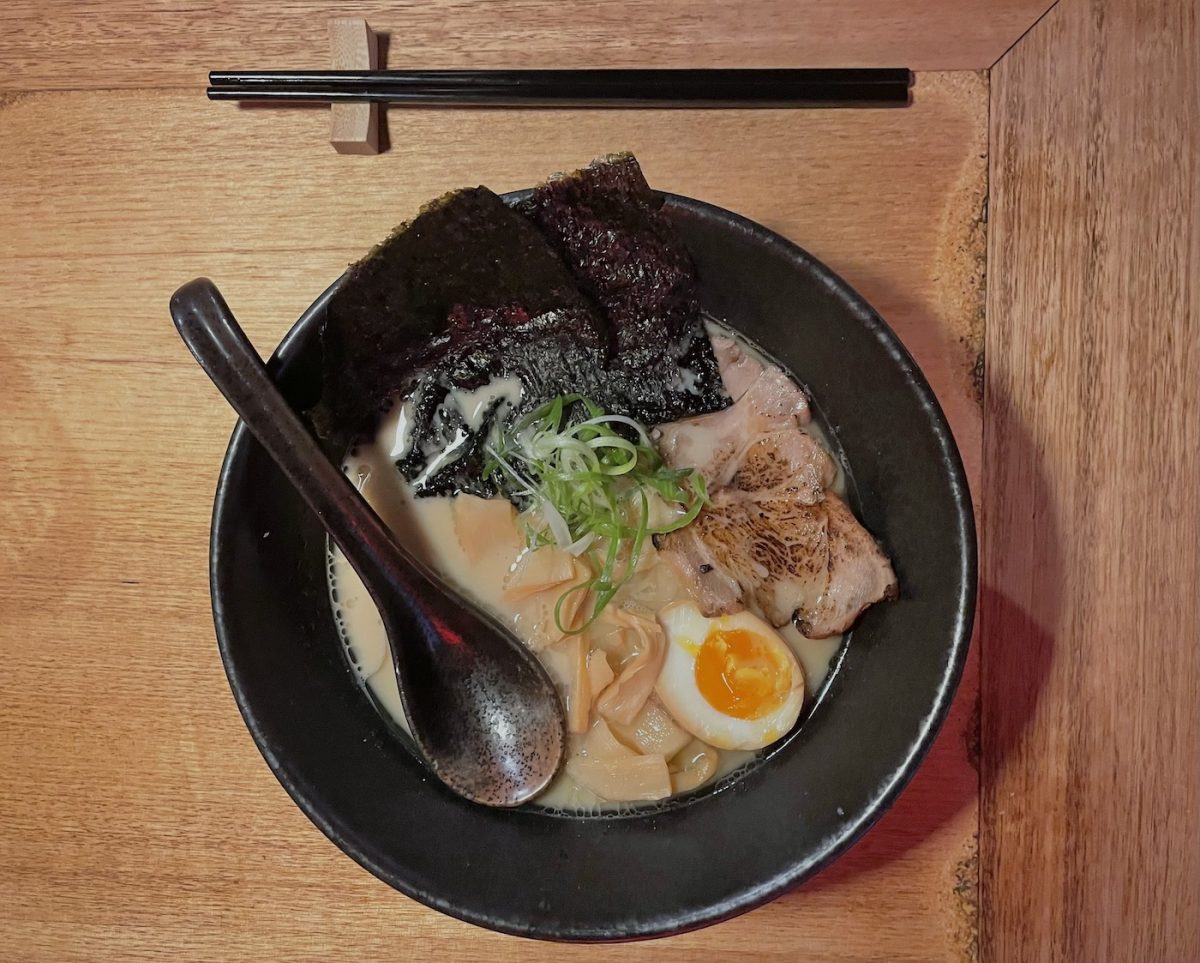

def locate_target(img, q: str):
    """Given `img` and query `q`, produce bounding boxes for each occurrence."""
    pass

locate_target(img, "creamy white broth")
[327,450,764,812]
[328,340,847,812]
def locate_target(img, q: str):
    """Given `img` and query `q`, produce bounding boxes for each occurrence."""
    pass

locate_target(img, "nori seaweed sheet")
[313,187,606,449]
[392,302,615,497]
[312,156,731,496]
[519,152,728,424]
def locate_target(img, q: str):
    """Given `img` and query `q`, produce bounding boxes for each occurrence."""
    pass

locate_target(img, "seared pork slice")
[712,335,812,424]
[741,364,812,425]
[656,332,897,637]
[660,491,828,625]
[654,403,754,489]
[712,335,763,400]
[729,429,837,505]
[659,491,897,638]
[805,495,899,637]
[652,523,744,616]
[652,398,744,487]
[654,349,816,488]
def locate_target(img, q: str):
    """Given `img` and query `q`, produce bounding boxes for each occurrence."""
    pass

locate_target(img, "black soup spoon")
[171,278,566,807]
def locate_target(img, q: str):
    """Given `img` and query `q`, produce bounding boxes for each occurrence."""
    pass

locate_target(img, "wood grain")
[0,74,985,960]
[0,0,1051,90]
[982,0,1200,958]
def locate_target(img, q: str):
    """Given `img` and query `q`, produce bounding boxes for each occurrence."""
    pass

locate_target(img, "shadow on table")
[795,354,1059,895]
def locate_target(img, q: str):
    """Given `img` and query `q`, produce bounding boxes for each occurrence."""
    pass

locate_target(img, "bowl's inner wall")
[211,196,973,940]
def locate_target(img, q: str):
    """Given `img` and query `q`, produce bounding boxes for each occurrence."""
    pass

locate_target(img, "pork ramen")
[316,154,898,810]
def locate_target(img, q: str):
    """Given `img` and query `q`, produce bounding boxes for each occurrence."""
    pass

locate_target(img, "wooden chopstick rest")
[329,18,379,154]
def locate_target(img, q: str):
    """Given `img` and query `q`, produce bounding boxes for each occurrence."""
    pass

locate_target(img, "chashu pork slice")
[659,489,897,639]
[655,337,896,638]
[728,429,837,506]
[654,340,817,489]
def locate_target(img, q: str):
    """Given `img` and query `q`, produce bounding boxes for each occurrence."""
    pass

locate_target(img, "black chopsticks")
[207,68,912,108]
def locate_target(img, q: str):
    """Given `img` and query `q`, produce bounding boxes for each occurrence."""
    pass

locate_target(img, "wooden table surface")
[1,1,1196,960]
[0,71,986,961]
[982,0,1200,958]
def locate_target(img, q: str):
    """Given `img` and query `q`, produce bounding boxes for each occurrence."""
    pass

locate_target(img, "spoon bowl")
[170,278,566,807]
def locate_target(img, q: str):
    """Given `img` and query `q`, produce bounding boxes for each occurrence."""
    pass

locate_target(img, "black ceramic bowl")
[209,192,975,940]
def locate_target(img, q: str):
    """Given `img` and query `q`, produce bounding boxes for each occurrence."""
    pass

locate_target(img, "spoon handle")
[169,277,420,598]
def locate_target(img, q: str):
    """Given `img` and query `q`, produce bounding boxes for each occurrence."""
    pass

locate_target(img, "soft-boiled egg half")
[654,601,805,751]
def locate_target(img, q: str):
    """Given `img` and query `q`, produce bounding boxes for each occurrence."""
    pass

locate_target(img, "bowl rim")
[208,190,977,940]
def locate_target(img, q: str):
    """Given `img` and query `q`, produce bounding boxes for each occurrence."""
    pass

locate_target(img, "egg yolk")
[694,627,792,720]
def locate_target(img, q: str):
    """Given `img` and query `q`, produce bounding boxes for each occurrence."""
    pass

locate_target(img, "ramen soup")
[328,330,896,811]
[316,153,897,810]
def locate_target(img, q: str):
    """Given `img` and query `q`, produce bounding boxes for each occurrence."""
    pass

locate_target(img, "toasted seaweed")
[393,303,615,497]
[312,156,731,497]
[312,186,601,453]
[520,152,729,423]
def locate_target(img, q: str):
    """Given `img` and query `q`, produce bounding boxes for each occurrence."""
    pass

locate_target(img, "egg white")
[654,601,805,751]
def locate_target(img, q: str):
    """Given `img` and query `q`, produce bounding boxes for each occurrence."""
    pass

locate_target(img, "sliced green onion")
[483,395,707,633]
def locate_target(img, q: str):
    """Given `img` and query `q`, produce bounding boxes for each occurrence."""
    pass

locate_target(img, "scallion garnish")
[483,394,707,633]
